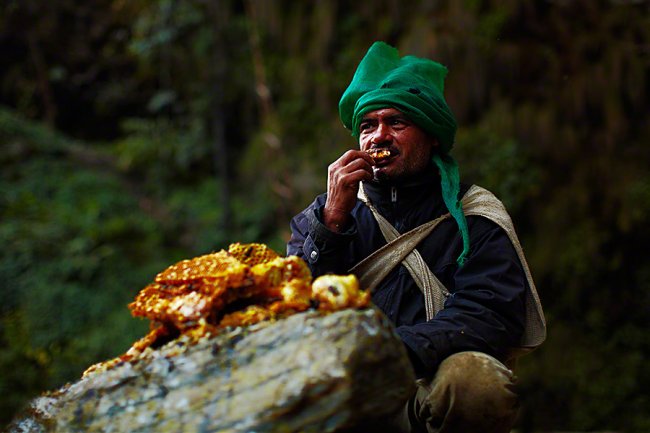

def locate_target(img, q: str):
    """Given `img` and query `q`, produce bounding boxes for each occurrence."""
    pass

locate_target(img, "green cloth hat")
[339,41,470,266]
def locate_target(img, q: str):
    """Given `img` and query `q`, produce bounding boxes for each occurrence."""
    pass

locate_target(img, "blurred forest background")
[1,0,649,431]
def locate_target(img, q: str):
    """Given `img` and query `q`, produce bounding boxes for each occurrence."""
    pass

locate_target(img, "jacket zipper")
[391,187,397,203]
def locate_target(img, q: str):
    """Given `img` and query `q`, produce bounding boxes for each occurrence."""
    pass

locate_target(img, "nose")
[371,122,392,145]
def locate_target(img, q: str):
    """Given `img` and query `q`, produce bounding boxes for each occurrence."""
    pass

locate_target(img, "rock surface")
[9,308,415,433]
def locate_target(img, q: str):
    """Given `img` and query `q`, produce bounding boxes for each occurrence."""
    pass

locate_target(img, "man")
[287,41,545,433]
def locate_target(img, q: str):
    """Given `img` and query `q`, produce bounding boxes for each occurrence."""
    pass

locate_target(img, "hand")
[323,150,374,232]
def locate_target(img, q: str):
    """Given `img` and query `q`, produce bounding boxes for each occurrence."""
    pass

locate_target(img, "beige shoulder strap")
[352,183,546,350]
[352,184,450,320]
[461,185,546,350]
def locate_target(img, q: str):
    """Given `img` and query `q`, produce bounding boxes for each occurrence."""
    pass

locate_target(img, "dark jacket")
[287,170,526,378]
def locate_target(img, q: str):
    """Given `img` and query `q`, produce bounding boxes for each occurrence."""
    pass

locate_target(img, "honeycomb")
[228,242,280,266]
[84,243,370,377]
[366,148,392,163]
[312,274,370,311]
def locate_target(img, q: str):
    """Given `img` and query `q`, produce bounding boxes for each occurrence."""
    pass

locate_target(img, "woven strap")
[461,185,546,350]
[353,184,449,320]
[351,183,546,350]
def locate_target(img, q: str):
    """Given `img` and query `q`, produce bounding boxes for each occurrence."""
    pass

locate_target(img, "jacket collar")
[362,167,442,209]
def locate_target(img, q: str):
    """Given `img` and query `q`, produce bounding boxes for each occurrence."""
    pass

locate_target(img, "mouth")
[366,148,397,166]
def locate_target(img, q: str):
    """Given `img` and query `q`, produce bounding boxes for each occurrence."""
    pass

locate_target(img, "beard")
[371,147,435,185]
[372,161,434,185]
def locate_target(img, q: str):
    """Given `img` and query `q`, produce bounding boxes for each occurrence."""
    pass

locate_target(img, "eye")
[359,121,375,133]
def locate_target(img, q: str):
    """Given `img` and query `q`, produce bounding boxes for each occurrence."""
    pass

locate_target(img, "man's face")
[358,107,437,183]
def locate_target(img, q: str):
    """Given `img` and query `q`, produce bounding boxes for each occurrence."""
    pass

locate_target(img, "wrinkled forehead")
[360,107,405,121]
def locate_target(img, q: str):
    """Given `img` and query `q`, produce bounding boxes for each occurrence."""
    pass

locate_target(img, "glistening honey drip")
[83,243,370,377]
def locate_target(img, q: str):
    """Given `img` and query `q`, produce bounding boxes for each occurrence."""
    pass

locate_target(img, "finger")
[329,154,373,178]
[341,156,374,174]
[329,165,372,187]
[337,168,374,187]
[336,149,375,167]
[329,165,372,190]
[357,150,376,166]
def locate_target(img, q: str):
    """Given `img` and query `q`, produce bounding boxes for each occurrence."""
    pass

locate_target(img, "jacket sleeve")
[287,198,359,277]
[395,217,527,378]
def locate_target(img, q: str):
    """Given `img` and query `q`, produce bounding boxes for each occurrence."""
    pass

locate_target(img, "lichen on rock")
[10,309,415,433]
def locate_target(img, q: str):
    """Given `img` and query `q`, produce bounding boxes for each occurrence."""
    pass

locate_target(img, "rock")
[9,308,415,433]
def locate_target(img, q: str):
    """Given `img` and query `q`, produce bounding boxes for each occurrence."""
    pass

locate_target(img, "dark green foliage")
[0,109,164,419]
[1,0,649,430]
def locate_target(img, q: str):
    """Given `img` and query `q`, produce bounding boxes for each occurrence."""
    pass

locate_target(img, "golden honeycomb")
[154,250,248,286]
[228,242,280,266]
[84,243,370,377]
[312,274,370,311]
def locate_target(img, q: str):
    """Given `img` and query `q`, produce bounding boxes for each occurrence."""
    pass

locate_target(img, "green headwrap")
[339,41,470,266]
